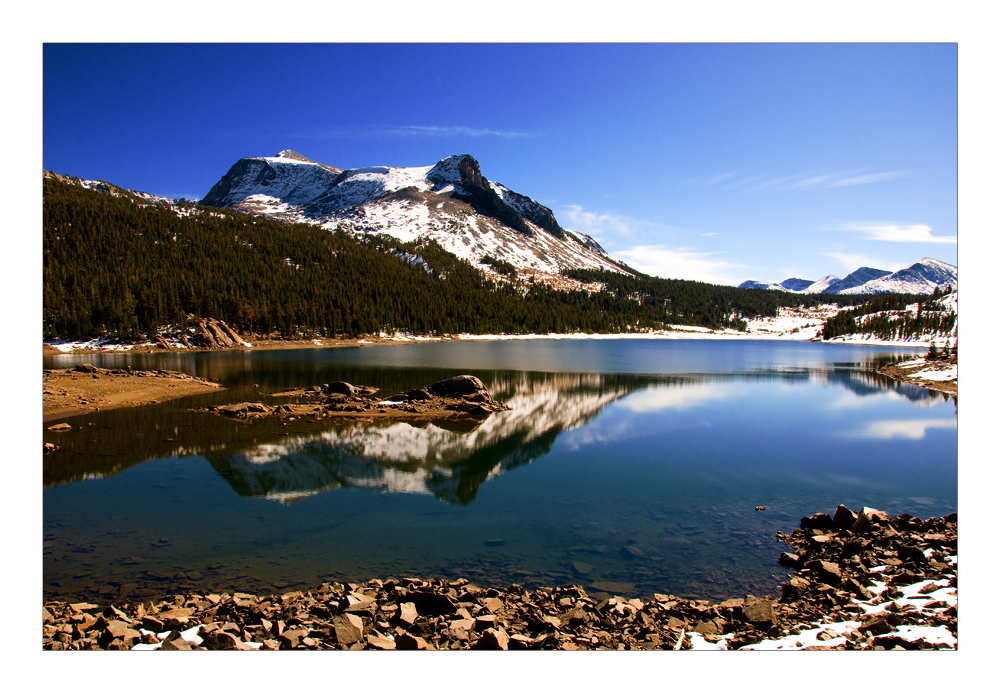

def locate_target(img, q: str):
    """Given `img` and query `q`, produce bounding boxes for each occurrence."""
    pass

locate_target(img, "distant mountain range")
[739,258,957,296]
[199,150,626,277]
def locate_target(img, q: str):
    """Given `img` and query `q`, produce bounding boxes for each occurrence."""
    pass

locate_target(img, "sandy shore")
[43,366,224,422]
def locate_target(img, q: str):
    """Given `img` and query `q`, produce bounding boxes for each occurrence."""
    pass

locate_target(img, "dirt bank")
[43,365,224,422]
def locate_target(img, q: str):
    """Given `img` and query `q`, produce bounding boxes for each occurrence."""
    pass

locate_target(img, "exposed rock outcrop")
[200,375,510,421]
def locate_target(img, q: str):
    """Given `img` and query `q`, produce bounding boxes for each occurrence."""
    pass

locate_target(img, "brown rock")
[367,634,396,650]
[396,602,418,626]
[332,614,364,645]
[833,504,858,529]
[474,627,510,650]
[395,633,429,650]
[742,596,777,628]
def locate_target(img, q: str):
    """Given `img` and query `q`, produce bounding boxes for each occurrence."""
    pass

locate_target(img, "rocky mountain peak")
[276,150,315,163]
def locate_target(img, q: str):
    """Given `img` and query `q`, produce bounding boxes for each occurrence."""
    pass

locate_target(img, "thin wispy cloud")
[559,205,686,240]
[295,125,532,140]
[613,245,749,285]
[828,171,908,187]
[385,125,531,139]
[704,169,909,192]
[824,251,909,273]
[839,222,956,244]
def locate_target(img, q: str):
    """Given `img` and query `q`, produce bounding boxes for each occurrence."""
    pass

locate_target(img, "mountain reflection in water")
[210,372,640,505]
[43,341,956,604]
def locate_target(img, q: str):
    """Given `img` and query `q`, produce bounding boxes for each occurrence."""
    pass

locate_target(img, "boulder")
[325,382,356,396]
[833,504,858,529]
[742,596,777,628]
[332,614,364,645]
[805,560,842,586]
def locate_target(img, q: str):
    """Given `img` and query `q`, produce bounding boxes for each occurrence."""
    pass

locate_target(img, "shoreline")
[41,505,956,651]
[43,329,935,358]
[877,356,958,395]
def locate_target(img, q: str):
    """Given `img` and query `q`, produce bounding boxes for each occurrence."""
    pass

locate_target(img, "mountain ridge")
[200,151,627,278]
[740,258,956,296]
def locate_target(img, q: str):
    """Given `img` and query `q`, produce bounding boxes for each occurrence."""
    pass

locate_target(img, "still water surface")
[43,339,957,603]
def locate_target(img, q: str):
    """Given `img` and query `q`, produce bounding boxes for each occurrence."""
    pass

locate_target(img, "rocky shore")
[195,375,511,422]
[41,505,956,651]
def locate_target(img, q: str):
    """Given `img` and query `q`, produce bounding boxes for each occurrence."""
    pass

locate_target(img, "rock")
[898,545,927,564]
[395,602,418,626]
[395,633,429,650]
[280,628,311,649]
[332,614,364,645]
[202,630,246,650]
[800,513,836,531]
[406,590,458,616]
[805,560,842,586]
[74,364,98,373]
[833,504,858,529]
[367,634,396,650]
[621,544,644,559]
[325,382,357,396]
[742,596,777,628]
[778,552,800,569]
[481,596,504,613]
[47,423,71,431]
[474,627,510,650]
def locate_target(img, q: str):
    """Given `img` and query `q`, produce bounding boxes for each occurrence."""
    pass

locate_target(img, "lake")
[42,339,957,604]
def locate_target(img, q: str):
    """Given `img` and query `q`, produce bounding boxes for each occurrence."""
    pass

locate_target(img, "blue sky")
[43,43,957,285]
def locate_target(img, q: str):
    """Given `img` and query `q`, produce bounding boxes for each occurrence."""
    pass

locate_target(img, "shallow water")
[43,339,956,603]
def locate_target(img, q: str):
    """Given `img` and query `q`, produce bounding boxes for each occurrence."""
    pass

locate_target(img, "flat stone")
[806,560,843,585]
[396,602,418,626]
[367,634,396,650]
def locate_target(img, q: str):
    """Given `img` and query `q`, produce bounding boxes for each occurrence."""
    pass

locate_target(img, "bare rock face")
[190,318,244,349]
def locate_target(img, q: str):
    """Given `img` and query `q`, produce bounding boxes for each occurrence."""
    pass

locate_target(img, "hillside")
[44,173,837,341]
[820,289,958,346]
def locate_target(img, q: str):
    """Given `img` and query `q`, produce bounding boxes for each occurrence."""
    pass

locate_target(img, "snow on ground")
[686,552,958,651]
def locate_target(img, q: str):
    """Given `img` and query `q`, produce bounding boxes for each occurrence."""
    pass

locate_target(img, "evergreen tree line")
[560,268,886,331]
[44,177,922,341]
[820,288,956,341]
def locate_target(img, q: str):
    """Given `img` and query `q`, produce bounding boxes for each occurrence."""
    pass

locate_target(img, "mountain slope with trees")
[44,172,929,344]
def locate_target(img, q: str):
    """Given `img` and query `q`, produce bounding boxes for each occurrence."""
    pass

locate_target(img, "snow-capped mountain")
[200,150,627,276]
[739,258,957,295]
